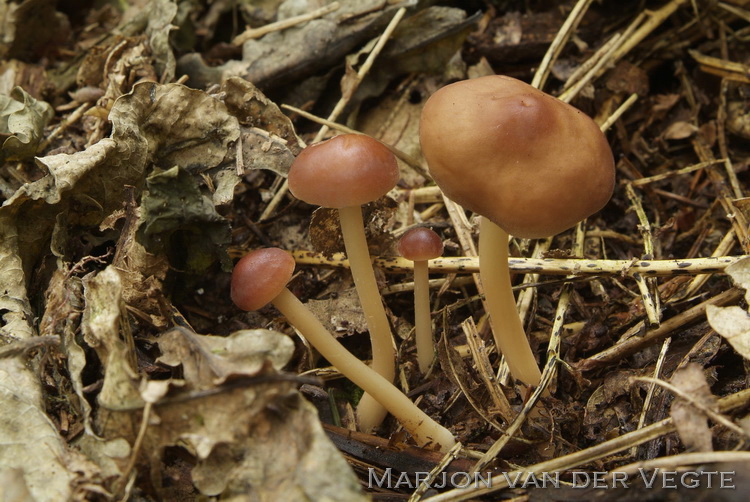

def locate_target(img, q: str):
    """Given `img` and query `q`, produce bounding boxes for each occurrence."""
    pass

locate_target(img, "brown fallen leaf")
[669,363,717,452]
[707,257,750,360]
[662,120,698,140]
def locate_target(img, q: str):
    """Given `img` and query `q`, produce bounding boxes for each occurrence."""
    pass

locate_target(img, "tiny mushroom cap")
[398,227,443,262]
[420,75,615,239]
[231,248,296,311]
[288,134,400,208]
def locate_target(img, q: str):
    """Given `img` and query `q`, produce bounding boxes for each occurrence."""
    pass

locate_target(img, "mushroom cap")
[398,227,444,262]
[231,248,295,311]
[288,134,400,208]
[420,75,615,239]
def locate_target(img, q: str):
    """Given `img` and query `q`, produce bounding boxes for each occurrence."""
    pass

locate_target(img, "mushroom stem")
[271,287,455,452]
[338,205,395,431]
[413,259,434,373]
[479,216,542,386]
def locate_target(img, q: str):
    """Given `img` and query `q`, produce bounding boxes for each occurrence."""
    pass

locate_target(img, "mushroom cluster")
[229,74,615,451]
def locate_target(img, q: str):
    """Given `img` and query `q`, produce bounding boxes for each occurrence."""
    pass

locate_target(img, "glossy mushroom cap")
[231,248,296,311]
[420,75,615,239]
[398,227,443,262]
[288,134,400,208]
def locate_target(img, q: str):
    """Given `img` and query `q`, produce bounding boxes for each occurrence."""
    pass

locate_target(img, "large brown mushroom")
[288,134,399,431]
[231,248,455,451]
[420,75,615,386]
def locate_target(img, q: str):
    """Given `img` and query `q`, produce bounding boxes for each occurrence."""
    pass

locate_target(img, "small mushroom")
[398,227,443,374]
[231,248,456,451]
[420,75,615,386]
[288,133,399,431]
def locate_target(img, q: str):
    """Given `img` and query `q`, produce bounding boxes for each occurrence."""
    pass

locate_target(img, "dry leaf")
[144,327,365,500]
[707,256,750,359]
[0,203,79,501]
[651,93,681,112]
[662,120,698,140]
[306,289,369,338]
[177,0,401,89]
[727,101,750,139]
[137,166,232,272]
[156,328,295,386]
[342,7,478,103]
[82,266,142,411]
[669,363,717,452]
[222,76,303,154]
[0,86,53,161]
[706,305,750,359]
[0,357,79,500]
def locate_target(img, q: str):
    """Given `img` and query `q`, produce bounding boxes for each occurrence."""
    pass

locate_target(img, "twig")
[599,93,638,132]
[423,388,750,501]
[289,249,747,277]
[115,401,152,500]
[630,337,671,458]
[610,0,690,66]
[0,335,60,359]
[280,103,428,177]
[516,238,551,329]
[461,318,514,423]
[608,451,750,479]
[626,183,661,326]
[675,229,736,301]
[38,102,92,152]
[260,7,407,221]
[558,33,622,103]
[689,49,750,84]
[531,0,594,91]
[634,376,747,437]
[439,315,505,433]
[381,276,475,295]
[631,159,726,187]
[693,139,750,252]
[576,288,741,371]
[470,356,559,475]
[408,442,464,502]
[232,2,340,45]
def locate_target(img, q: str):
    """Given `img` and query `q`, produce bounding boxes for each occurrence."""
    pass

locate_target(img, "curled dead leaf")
[0,86,53,161]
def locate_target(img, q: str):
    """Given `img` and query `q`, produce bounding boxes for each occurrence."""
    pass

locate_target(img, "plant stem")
[338,205,395,431]
[272,288,455,451]
[479,217,542,386]
[414,260,434,373]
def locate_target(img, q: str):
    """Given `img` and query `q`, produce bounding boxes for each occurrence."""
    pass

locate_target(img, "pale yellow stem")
[479,217,542,386]
[338,205,395,431]
[272,288,455,451]
[413,260,434,373]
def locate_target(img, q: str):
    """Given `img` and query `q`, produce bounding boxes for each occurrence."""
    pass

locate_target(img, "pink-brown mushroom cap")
[288,134,400,208]
[398,227,444,262]
[231,248,296,311]
[420,75,615,239]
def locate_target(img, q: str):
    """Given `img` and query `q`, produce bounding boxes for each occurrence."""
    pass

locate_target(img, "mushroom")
[419,75,615,386]
[287,133,399,431]
[231,247,456,451]
[398,227,444,374]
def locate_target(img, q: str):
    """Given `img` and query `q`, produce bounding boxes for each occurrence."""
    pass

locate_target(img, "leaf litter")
[2,0,750,500]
